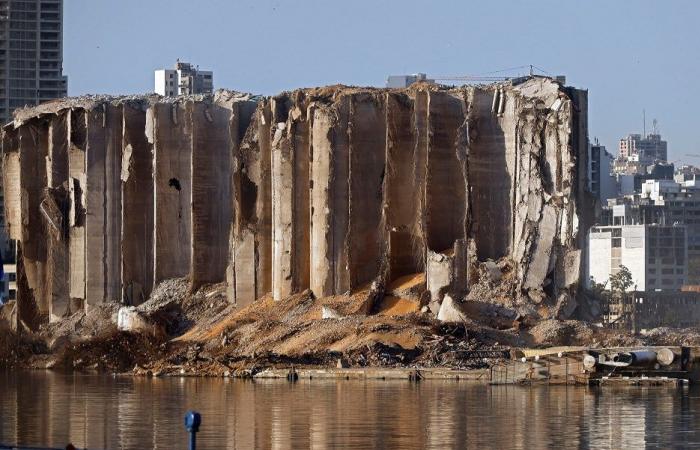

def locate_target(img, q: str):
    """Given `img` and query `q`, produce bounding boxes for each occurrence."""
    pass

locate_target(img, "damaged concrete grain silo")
[1,77,590,329]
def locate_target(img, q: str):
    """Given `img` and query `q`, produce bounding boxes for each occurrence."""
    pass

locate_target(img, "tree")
[609,265,634,294]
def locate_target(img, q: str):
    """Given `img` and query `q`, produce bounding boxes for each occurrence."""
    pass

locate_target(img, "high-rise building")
[588,142,617,204]
[154,61,213,97]
[587,224,687,292]
[0,0,68,124]
[618,133,668,165]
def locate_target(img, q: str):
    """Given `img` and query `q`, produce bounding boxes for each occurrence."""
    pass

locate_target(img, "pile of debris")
[0,272,648,375]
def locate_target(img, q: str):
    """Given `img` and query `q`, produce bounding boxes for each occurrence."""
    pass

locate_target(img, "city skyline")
[62,0,700,164]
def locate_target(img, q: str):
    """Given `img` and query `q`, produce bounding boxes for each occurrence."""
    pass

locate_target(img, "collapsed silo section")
[228,101,272,306]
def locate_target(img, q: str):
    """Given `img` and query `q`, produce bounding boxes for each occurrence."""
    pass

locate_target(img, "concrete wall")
[190,102,232,289]
[152,102,192,283]
[122,104,153,305]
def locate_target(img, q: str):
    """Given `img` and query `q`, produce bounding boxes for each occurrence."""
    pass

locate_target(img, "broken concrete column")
[422,91,470,303]
[309,95,353,298]
[271,93,311,301]
[1,128,21,241]
[151,102,192,284]
[309,104,336,298]
[121,103,154,305]
[426,239,469,305]
[229,102,273,305]
[223,95,258,305]
[45,112,70,321]
[68,109,87,306]
[18,120,49,324]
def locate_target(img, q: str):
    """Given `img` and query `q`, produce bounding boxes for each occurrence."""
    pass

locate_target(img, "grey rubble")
[1,77,590,328]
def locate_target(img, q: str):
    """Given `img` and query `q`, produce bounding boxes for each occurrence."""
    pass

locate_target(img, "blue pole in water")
[184,411,201,450]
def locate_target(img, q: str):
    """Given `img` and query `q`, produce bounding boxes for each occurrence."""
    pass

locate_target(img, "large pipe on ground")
[656,348,675,366]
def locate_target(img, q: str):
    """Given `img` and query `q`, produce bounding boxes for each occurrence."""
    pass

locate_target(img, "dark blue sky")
[65,0,699,162]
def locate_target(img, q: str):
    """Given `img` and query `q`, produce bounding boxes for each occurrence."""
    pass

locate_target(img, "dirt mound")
[526,319,595,346]
[54,330,167,372]
[641,328,700,347]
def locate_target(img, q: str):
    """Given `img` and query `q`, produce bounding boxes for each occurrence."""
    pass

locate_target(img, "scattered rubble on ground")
[1,272,695,376]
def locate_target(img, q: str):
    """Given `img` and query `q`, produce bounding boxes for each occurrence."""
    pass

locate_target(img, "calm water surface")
[0,370,699,449]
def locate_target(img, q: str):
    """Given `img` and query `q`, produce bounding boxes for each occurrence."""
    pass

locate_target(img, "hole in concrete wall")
[168,178,181,191]
[273,96,291,123]
[239,172,257,224]
[70,110,86,149]
[72,178,85,227]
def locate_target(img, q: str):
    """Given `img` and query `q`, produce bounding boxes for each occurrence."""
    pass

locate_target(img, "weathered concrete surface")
[68,109,86,304]
[309,105,335,298]
[151,102,192,283]
[45,113,70,321]
[468,87,515,260]
[230,102,273,306]
[19,121,49,322]
[2,79,589,326]
[385,92,421,280]
[84,105,123,305]
[190,102,231,290]
[1,129,20,241]
[348,93,387,290]
[121,104,153,305]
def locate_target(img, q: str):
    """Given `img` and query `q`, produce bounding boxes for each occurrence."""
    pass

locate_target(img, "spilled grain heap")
[1,77,590,328]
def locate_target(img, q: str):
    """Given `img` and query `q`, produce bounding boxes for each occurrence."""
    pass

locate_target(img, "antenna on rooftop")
[652,118,659,135]
[643,109,646,137]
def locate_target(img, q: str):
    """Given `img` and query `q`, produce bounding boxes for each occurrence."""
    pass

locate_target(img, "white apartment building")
[587,224,687,291]
[155,61,213,97]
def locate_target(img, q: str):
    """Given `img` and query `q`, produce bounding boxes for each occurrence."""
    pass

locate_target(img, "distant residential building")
[0,0,68,124]
[675,165,700,184]
[588,143,617,203]
[386,73,434,88]
[618,133,668,166]
[605,178,700,284]
[155,61,213,96]
[587,224,687,292]
[615,162,674,194]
